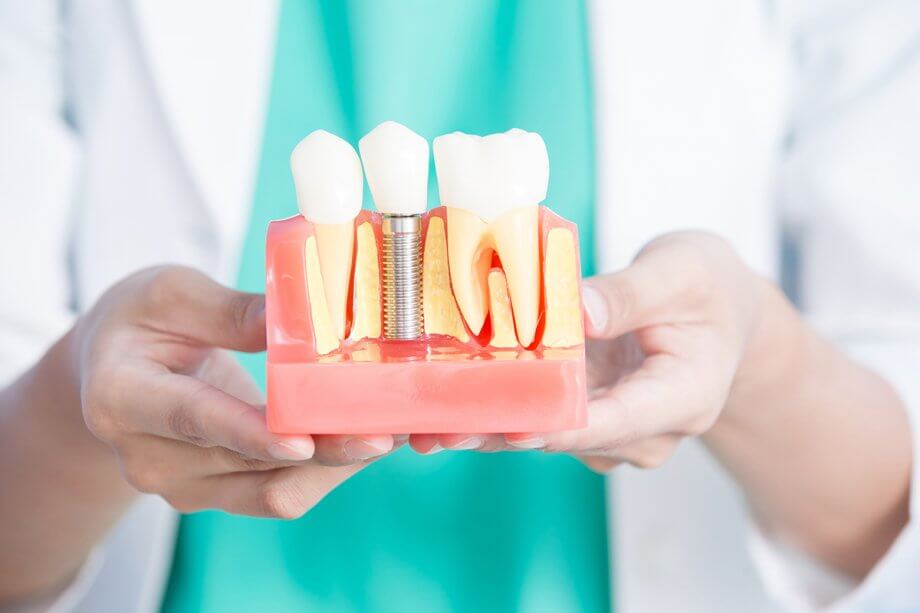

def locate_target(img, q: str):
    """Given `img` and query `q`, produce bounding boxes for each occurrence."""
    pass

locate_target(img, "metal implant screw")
[381,214,424,340]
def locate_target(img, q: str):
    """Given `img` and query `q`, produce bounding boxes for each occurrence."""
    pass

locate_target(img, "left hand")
[410,231,779,472]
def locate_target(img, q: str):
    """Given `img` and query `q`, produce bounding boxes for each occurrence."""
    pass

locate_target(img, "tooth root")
[446,207,490,335]
[304,236,340,355]
[542,228,584,348]
[423,217,469,342]
[351,222,381,340]
[491,207,541,347]
[487,269,518,348]
[313,222,354,340]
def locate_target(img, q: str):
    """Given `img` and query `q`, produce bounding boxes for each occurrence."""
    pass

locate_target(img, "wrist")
[718,278,811,429]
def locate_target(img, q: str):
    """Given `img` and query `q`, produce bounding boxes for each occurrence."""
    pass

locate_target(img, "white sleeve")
[0,0,77,384]
[754,0,920,610]
[0,1,103,611]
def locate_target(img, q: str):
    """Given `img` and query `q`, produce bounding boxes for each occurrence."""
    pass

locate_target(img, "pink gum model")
[265,206,587,434]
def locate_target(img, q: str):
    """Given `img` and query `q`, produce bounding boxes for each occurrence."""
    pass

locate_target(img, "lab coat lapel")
[129,0,280,258]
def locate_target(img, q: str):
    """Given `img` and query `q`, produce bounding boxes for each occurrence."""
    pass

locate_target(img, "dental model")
[266,124,586,434]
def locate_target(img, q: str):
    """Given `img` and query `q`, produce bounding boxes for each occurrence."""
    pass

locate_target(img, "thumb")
[138,267,266,352]
[581,247,691,340]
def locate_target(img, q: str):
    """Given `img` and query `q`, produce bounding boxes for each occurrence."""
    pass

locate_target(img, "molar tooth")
[291,130,363,340]
[434,129,547,345]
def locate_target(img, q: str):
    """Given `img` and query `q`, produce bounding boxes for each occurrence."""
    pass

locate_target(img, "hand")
[75,266,397,518]
[410,232,778,472]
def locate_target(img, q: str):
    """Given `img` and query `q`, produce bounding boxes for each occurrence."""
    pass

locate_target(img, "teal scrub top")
[161,2,608,611]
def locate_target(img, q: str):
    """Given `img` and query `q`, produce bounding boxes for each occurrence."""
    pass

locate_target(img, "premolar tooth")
[434,129,547,345]
[359,121,429,215]
[291,130,362,340]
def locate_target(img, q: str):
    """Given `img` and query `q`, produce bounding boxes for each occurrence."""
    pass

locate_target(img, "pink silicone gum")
[265,206,587,434]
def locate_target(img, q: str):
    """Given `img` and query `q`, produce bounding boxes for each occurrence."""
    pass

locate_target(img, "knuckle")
[257,480,307,520]
[629,440,678,470]
[167,405,207,447]
[163,494,204,515]
[81,366,127,440]
[225,292,257,336]
[122,462,164,494]
[214,447,273,472]
[143,267,194,313]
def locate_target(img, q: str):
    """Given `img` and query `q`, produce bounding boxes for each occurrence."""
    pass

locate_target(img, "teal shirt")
[161,2,608,611]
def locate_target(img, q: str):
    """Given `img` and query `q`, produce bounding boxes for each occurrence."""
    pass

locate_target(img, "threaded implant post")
[381,214,423,340]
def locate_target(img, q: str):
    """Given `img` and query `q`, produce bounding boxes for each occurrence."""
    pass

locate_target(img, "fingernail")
[507,437,545,450]
[581,286,608,332]
[344,438,392,460]
[268,438,314,461]
[449,437,483,451]
[423,443,444,455]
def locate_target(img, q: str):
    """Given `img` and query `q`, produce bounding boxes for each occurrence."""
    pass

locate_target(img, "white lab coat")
[1,0,919,611]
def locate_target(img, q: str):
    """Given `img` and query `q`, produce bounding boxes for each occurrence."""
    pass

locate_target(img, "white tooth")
[433,132,490,219]
[434,129,548,221]
[291,130,363,223]
[359,121,429,215]
[290,130,362,340]
[434,129,547,345]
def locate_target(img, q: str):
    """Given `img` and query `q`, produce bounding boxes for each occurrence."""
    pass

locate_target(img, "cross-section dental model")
[267,123,586,434]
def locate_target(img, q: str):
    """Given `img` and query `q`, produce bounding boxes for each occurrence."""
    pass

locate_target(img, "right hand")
[73,266,397,519]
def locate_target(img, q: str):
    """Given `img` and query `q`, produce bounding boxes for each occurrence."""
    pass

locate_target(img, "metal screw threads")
[381,214,424,340]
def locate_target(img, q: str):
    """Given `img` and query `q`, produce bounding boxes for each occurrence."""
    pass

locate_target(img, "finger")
[579,456,622,473]
[312,434,395,466]
[409,434,442,455]
[116,435,308,496]
[581,242,705,340]
[169,463,364,518]
[606,434,682,469]
[506,355,686,453]
[124,370,315,462]
[434,433,506,452]
[136,267,266,352]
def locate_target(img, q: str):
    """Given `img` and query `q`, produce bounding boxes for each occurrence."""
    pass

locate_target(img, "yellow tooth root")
[487,269,518,348]
[490,207,541,347]
[423,217,470,342]
[350,222,381,340]
[313,222,355,340]
[304,236,340,355]
[446,208,490,335]
[542,228,584,348]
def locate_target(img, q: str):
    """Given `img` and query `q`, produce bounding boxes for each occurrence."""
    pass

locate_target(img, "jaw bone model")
[267,123,586,434]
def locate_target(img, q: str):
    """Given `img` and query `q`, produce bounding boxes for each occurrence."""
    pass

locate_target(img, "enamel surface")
[432,129,548,222]
[291,130,363,224]
[359,121,429,215]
